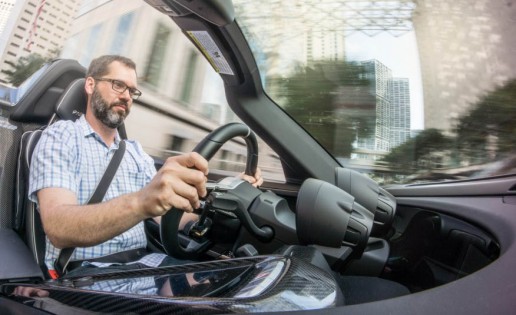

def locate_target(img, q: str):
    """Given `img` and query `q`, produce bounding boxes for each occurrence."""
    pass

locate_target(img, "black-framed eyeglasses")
[94,77,142,100]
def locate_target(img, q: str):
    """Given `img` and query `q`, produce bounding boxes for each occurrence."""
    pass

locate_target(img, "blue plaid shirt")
[29,115,166,270]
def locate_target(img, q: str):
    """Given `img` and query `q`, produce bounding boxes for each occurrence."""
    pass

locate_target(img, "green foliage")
[279,60,373,158]
[383,129,453,170]
[279,60,516,177]
[383,79,516,173]
[3,51,59,87]
[455,79,516,162]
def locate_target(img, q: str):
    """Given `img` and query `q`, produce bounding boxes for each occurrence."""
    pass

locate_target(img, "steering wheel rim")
[160,122,259,259]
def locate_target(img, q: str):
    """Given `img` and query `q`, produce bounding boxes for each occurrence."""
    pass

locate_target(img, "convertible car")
[0,0,515,314]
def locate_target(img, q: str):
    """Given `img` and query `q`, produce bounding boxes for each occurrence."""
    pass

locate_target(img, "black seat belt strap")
[54,140,126,277]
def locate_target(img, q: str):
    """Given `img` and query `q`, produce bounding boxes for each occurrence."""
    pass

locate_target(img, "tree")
[278,60,373,158]
[455,79,516,163]
[382,128,453,171]
[382,79,516,176]
[3,49,60,86]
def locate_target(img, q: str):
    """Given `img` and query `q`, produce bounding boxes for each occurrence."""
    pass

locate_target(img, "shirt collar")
[77,115,121,149]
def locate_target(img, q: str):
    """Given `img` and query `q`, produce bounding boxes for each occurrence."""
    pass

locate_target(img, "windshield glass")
[233,0,516,185]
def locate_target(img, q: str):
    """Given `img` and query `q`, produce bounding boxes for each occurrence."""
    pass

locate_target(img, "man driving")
[29,55,262,278]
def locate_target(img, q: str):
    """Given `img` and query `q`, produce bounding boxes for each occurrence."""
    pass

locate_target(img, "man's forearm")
[40,190,147,249]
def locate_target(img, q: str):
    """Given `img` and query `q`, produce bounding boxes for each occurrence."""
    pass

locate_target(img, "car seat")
[14,77,89,276]
[12,63,131,278]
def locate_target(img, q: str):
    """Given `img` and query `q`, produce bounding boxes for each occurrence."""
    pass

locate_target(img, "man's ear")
[85,77,95,95]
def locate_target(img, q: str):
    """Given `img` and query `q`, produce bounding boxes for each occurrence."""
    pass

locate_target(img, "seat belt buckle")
[48,269,59,279]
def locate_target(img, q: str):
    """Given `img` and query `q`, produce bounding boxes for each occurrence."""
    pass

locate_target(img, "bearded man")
[29,55,262,278]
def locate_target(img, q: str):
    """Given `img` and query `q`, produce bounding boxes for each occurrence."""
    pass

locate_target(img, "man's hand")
[155,166,264,227]
[239,167,264,187]
[13,286,49,298]
[137,152,208,216]
[139,152,263,219]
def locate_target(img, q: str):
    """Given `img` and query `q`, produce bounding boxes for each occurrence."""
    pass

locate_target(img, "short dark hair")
[86,55,137,78]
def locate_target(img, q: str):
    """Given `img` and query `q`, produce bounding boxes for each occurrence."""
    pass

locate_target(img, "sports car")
[0,0,515,314]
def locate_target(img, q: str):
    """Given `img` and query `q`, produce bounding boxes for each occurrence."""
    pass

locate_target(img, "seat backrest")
[1,59,86,230]
[14,77,88,276]
[16,129,46,273]
[15,76,129,276]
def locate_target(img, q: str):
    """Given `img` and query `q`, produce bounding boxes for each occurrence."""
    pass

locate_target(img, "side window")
[235,0,516,184]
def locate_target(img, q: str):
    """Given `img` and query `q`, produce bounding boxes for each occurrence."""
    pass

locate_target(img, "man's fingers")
[161,156,208,197]
[166,179,203,211]
[254,168,264,186]
[139,164,206,217]
[171,167,207,198]
[174,152,209,175]
[169,195,195,213]
[239,167,264,187]
[13,286,49,297]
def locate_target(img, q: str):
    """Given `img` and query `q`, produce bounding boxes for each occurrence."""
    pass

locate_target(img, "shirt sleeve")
[143,152,157,184]
[28,121,79,204]
[128,139,157,185]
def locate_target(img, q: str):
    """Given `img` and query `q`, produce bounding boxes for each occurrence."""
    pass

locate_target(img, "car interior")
[1,0,515,314]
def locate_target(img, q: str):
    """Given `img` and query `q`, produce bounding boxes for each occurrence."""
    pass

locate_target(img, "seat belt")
[53,140,126,277]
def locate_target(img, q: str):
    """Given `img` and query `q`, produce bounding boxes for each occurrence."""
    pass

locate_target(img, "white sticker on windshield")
[187,31,235,75]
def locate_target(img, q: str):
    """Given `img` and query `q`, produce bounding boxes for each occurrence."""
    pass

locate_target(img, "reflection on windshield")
[234,0,516,184]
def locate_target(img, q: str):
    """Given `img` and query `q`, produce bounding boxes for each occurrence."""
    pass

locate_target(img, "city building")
[0,0,16,34]
[232,1,417,163]
[0,0,82,85]
[389,78,411,149]
[59,0,230,156]
[234,0,347,76]
[413,0,516,132]
[58,0,282,178]
[359,60,392,152]
[351,60,411,160]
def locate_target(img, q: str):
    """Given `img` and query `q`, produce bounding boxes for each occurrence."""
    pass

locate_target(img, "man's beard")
[91,88,130,129]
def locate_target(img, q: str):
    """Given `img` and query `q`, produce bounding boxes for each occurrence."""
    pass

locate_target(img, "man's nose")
[119,89,132,101]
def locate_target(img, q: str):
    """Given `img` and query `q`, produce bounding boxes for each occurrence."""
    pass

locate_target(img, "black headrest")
[51,78,87,123]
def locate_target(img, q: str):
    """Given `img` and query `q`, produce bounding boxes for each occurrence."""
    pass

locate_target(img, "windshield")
[5,0,516,186]
[233,0,516,185]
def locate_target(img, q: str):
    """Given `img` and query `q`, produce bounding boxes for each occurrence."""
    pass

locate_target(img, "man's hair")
[86,55,136,78]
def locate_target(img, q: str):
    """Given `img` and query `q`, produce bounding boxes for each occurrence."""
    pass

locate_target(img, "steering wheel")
[160,122,271,259]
